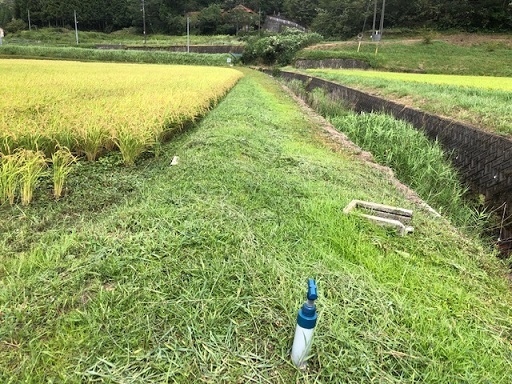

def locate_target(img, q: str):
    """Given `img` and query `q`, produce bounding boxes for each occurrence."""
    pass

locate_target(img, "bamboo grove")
[0,59,243,205]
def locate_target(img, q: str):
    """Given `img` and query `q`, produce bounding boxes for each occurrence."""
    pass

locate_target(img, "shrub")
[5,18,27,34]
[242,28,323,66]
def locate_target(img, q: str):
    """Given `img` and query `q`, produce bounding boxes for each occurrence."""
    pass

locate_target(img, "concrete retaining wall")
[295,58,370,70]
[96,44,244,54]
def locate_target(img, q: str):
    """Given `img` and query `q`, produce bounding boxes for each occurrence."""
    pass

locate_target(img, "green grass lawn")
[294,68,512,137]
[1,69,511,382]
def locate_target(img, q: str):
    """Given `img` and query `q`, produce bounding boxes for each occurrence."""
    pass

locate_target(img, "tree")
[311,0,367,39]
[283,0,317,26]
[197,4,223,34]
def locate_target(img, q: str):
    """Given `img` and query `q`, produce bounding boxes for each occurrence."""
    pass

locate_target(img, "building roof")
[232,5,255,14]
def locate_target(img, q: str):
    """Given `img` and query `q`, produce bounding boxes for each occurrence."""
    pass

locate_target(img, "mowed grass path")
[301,68,512,137]
[1,69,511,382]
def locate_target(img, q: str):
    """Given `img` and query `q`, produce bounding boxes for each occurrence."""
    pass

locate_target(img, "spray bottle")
[291,279,318,368]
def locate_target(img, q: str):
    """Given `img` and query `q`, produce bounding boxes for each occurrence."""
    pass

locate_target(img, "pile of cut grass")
[0,69,511,383]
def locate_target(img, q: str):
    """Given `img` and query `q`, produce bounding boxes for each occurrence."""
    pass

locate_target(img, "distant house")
[228,4,258,34]
[231,4,256,15]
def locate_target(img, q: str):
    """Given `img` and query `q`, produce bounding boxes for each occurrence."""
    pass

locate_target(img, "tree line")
[1,0,511,37]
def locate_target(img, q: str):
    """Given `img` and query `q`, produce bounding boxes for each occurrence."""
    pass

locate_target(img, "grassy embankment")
[293,69,512,137]
[297,39,512,77]
[0,44,233,65]
[283,79,481,230]
[1,69,511,382]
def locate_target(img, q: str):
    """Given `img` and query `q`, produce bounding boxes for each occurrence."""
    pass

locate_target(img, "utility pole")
[372,0,377,36]
[142,0,147,44]
[258,8,261,35]
[28,9,32,31]
[74,10,79,45]
[187,16,190,53]
[375,0,386,55]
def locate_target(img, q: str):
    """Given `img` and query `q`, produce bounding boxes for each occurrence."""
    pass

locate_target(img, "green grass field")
[1,68,511,382]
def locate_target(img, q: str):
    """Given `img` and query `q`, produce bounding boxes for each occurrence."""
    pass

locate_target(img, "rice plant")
[51,146,76,199]
[0,152,21,205]
[77,125,109,161]
[18,149,47,205]
[0,60,243,203]
[114,123,153,166]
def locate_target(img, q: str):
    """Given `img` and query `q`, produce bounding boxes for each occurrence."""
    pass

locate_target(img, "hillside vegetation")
[1,0,511,38]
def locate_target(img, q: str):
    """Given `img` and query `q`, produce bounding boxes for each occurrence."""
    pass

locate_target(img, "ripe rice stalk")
[0,135,15,155]
[17,131,43,152]
[51,146,76,199]
[51,126,77,155]
[77,125,109,161]
[114,123,153,167]
[0,152,22,205]
[18,149,47,206]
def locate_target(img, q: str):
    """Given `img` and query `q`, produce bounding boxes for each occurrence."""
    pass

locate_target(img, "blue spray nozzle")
[297,278,318,329]
[307,279,317,301]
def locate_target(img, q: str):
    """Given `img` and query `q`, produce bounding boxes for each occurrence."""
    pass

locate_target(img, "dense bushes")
[242,28,323,66]
[4,18,27,34]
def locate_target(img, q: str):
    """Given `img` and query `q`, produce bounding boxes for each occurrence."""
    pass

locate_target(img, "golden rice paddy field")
[310,69,512,91]
[0,59,243,204]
